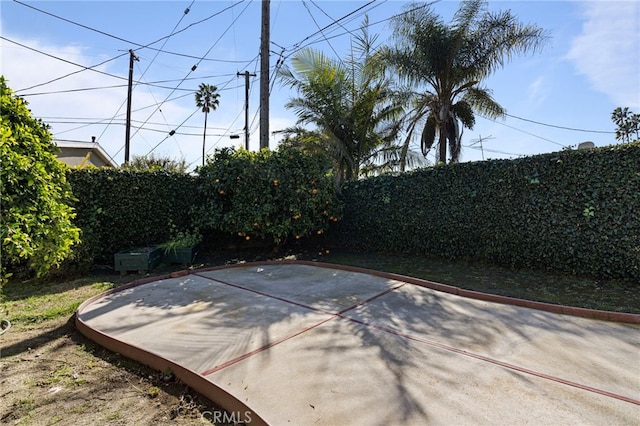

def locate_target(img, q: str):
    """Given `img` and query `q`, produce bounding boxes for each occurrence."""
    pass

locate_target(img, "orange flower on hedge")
[311,189,318,195]
[273,179,279,186]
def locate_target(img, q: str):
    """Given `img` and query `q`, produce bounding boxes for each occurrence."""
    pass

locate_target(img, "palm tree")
[278,19,416,184]
[194,83,220,166]
[387,0,548,166]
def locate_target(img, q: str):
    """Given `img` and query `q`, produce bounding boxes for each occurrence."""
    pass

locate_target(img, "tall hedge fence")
[66,148,340,265]
[67,169,199,264]
[332,143,640,281]
[66,144,639,281]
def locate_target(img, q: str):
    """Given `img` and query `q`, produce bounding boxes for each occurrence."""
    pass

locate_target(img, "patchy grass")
[1,279,114,329]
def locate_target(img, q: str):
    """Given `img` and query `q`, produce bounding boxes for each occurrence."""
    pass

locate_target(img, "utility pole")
[124,49,139,165]
[237,71,256,150]
[259,0,270,150]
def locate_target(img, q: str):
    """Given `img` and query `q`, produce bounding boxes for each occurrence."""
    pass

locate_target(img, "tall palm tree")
[387,0,548,166]
[278,19,415,184]
[194,83,220,166]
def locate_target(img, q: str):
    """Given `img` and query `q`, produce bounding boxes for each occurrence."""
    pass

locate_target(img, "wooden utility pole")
[237,71,256,150]
[259,0,270,150]
[124,49,139,165]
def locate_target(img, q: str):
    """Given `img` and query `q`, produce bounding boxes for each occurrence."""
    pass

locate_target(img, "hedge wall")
[333,143,640,281]
[66,148,341,266]
[68,169,199,264]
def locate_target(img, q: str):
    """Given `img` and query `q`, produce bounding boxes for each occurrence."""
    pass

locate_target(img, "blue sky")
[1,0,638,170]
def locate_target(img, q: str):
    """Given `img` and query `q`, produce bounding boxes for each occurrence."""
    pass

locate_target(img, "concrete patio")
[75,261,640,425]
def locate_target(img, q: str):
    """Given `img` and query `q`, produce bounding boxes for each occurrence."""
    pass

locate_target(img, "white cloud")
[567,1,640,109]
[0,35,209,167]
[526,75,549,109]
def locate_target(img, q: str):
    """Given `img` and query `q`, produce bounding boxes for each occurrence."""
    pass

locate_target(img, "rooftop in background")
[55,139,118,168]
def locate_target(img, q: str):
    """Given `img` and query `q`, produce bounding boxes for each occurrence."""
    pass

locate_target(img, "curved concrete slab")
[75,261,640,425]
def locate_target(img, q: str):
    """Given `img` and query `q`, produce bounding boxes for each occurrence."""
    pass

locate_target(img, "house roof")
[54,140,119,168]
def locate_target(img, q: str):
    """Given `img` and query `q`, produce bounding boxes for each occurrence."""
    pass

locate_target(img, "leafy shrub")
[195,146,341,248]
[0,77,80,282]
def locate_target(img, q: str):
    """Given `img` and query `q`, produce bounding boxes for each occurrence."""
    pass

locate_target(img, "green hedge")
[67,144,639,281]
[68,169,198,264]
[333,143,640,281]
[66,148,341,265]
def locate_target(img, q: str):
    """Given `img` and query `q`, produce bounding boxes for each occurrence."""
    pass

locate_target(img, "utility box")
[114,247,162,275]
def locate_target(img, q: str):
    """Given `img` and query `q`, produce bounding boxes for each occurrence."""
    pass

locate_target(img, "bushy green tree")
[0,76,80,282]
[195,146,341,249]
[611,107,640,143]
[125,153,188,173]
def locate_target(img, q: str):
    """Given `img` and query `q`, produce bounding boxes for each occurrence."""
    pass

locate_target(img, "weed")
[148,386,161,398]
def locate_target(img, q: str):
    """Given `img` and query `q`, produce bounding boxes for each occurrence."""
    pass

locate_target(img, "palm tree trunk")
[438,104,449,163]
[202,111,208,167]
[438,126,447,163]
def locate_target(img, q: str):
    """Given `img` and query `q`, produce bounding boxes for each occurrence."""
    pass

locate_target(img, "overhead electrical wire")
[54,90,197,136]
[478,114,567,148]
[1,36,128,87]
[302,0,341,59]
[12,0,250,62]
[132,0,196,158]
[310,0,360,41]
[133,4,255,158]
[281,0,437,59]
[14,0,603,168]
[504,113,615,134]
[284,0,378,55]
[136,0,253,151]
[17,74,244,97]
[14,51,129,93]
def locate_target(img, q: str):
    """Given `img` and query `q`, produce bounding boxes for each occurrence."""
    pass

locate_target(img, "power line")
[134,1,254,151]
[12,0,250,62]
[284,0,379,56]
[1,36,127,86]
[504,113,615,134]
[302,0,340,59]
[15,51,128,93]
[17,74,244,96]
[281,0,435,59]
[478,114,567,148]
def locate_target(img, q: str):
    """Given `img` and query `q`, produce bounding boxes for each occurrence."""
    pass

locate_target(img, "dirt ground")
[0,314,244,425]
[1,247,301,425]
[0,250,276,425]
